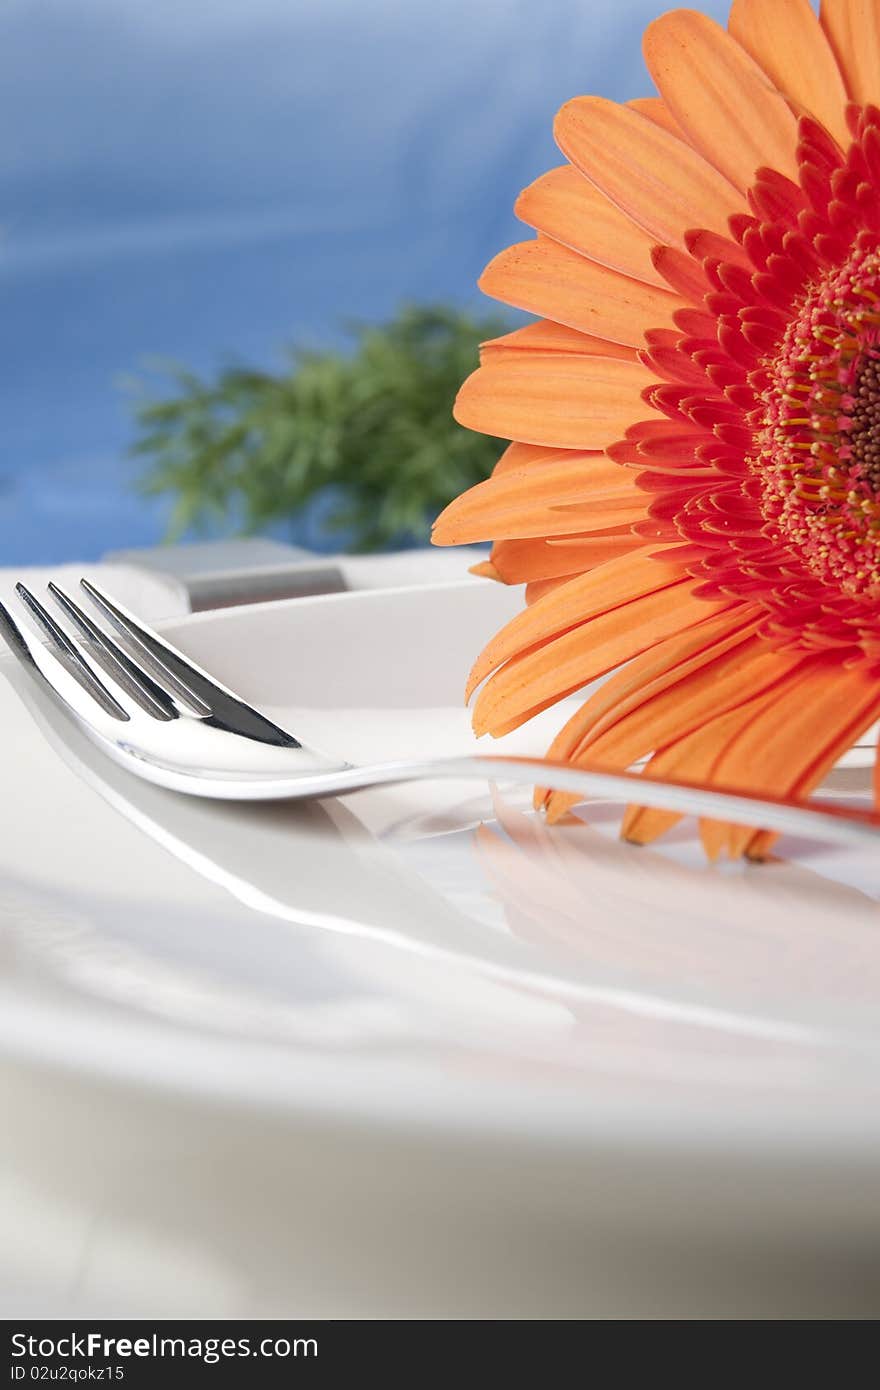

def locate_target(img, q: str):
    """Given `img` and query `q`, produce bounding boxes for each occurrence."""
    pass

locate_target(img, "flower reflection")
[469,787,880,1093]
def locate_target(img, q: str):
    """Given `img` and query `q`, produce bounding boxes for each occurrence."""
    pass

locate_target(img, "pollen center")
[751,239,880,597]
[847,347,880,491]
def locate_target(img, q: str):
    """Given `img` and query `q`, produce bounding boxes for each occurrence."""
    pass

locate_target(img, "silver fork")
[1,576,879,853]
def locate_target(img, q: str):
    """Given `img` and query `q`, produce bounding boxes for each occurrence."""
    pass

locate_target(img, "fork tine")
[80,577,300,746]
[7,588,130,721]
[47,582,177,721]
[0,599,35,666]
[80,578,212,717]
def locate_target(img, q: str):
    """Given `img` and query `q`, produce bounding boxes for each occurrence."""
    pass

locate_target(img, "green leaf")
[127,302,512,552]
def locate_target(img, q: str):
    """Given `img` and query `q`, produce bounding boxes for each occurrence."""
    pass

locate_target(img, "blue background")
[0,0,729,562]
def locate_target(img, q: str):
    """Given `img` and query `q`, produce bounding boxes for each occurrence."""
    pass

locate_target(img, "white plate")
[3,576,880,1316]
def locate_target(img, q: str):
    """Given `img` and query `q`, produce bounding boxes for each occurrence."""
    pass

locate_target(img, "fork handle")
[291,754,880,853]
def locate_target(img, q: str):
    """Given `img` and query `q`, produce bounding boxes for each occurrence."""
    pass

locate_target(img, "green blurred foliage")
[131,304,512,551]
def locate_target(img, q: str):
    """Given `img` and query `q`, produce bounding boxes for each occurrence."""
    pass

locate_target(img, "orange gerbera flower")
[432,0,880,859]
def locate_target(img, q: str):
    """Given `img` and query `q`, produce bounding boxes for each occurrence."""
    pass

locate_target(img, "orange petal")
[717,661,880,857]
[651,245,711,301]
[479,238,685,347]
[554,95,745,247]
[542,608,758,769]
[515,165,667,288]
[432,455,640,544]
[728,0,849,146]
[481,319,637,362]
[587,639,804,773]
[540,611,761,820]
[821,0,880,105]
[695,665,816,860]
[538,631,791,828]
[525,575,577,605]
[469,559,501,581]
[496,450,634,494]
[547,522,647,542]
[472,583,732,736]
[619,665,808,853]
[491,441,579,475]
[620,702,752,847]
[467,547,686,698]
[643,9,800,192]
[453,354,660,450]
[489,532,644,583]
[627,97,685,139]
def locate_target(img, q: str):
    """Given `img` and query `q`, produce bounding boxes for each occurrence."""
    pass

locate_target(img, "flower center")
[846,346,880,491]
[751,239,880,597]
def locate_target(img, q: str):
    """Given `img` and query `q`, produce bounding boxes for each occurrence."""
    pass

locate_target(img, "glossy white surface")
[2,575,880,1317]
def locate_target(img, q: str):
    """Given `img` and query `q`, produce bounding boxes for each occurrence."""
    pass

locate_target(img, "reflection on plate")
[2,578,880,1145]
